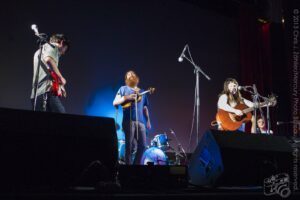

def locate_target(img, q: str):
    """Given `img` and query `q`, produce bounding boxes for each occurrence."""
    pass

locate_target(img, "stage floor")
[1,185,299,200]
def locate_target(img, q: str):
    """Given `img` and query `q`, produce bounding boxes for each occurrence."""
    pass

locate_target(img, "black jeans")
[122,121,146,165]
[31,92,66,113]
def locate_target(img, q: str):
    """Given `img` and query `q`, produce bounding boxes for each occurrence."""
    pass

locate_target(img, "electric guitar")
[40,60,66,97]
[216,95,277,131]
[121,87,155,109]
[49,70,66,97]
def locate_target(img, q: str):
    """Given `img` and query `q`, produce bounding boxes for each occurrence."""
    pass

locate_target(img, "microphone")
[31,24,39,36]
[178,44,188,62]
[277,121,285,126]
[238,85,252,91]
[277,121,300,125]
[169,128,175,135]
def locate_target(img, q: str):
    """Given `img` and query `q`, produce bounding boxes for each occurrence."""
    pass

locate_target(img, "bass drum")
[140,147,168,165]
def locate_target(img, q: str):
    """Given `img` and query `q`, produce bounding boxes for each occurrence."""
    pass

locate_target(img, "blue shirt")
[117,86,149,123]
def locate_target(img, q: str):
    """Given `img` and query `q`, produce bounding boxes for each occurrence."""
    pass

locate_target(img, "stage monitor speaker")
[188,129,294,187]
[0,108,118,191]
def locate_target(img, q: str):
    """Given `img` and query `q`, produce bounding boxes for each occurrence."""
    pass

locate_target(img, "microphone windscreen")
[31,24,37,30]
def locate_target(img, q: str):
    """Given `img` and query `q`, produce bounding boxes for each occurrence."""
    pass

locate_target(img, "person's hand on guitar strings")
[234,109,243,116]
[125,94,137,101]
[59,76,67,86]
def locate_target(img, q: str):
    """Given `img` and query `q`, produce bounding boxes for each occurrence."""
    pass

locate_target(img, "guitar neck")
[242,102,267,114]
[139,90,150,96]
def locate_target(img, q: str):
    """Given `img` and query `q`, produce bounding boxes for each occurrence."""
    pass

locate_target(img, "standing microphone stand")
[252,85,272,134]
[32,33,48,111]
[133,90,147,142]
[244,85,272,134]
[260,95,272,134]
[179,45,211,152]
[266,100,271,134]
[134,94,139,141]
[252,84,259,133]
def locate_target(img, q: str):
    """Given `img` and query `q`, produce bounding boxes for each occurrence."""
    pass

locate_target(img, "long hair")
[125,70,139,88]
[219,78,242,103]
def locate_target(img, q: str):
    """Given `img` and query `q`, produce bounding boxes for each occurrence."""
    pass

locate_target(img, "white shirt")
[31,43,60,98]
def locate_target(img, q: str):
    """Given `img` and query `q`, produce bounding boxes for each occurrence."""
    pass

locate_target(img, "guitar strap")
[35,44,58,111]
[35,48,51,87]
[36,43,60,88]
[40,60,51,76]
[39,44,59,78]
[34,61,51,89]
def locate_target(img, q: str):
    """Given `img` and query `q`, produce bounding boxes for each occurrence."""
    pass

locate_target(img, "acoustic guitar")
[121,87,155,109]
[216,95,276,131]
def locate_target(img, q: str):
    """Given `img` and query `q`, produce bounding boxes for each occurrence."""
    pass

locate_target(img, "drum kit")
[118,131,186,165]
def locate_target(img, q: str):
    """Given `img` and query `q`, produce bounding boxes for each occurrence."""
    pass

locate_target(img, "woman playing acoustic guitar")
[216,78,255,132]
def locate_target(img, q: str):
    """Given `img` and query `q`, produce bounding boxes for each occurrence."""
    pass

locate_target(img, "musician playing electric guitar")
[113,70,152,165]
[30,34,69,113]
[216,78,256,132]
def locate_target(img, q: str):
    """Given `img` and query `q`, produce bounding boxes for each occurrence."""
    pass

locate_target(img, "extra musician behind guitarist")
[30,34,69,113]
[217,78,255,132]
[113,70,151,165]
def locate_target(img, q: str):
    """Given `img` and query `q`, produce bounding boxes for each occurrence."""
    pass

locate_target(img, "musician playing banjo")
[113,70,151,165]
[216,78,256,132]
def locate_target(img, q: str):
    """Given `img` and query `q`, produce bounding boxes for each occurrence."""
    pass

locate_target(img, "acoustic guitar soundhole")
[234,114,246,122]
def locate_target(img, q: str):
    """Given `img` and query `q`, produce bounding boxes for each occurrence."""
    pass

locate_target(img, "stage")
[0,0,299,199]
[0,107,299,199]
[0,185,299,200]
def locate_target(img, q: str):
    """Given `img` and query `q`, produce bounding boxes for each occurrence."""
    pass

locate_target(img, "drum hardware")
[168,146,184,165]
[169,129,187,164]
[150,133,170,151]
[120,129,187,166]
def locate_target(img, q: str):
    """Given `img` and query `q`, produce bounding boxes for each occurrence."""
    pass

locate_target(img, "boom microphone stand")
[31,24,48,111]
[261,96,272,134]
[178,44,211,152]
[252,85,274,134]
[242,85,272,134]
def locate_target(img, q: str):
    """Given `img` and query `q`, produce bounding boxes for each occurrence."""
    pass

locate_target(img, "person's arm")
[218,94,243,116]
[143,106,151,129]
[44,56,66,85]
[251,115,257,133]
[113,92,136,106]
[113,94,125,106]
[243,98,255,108]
